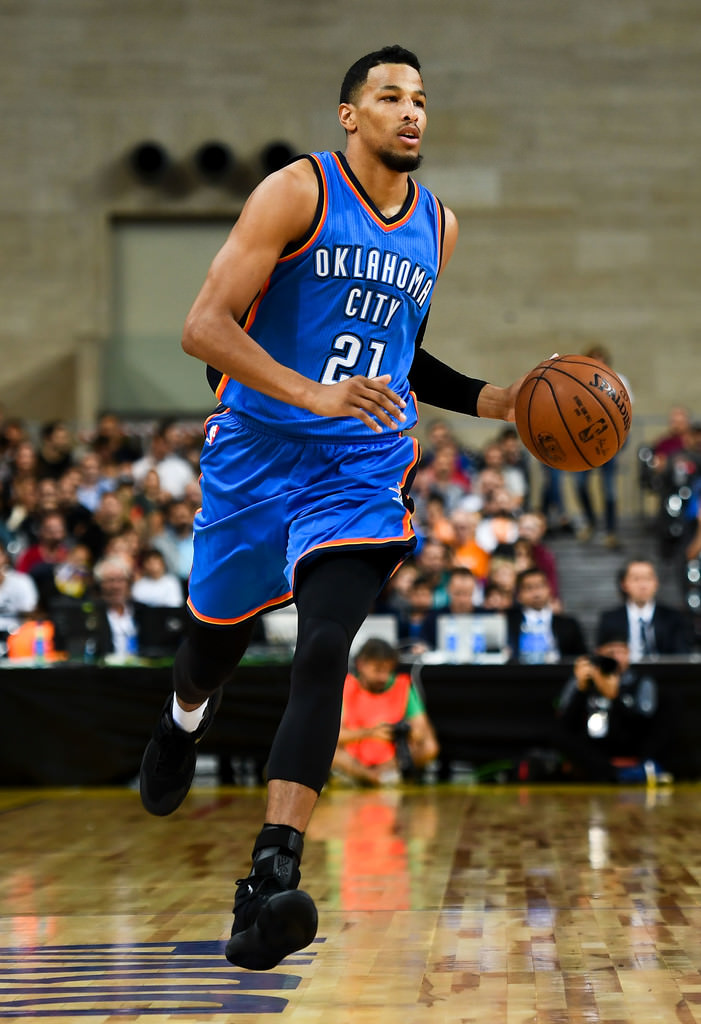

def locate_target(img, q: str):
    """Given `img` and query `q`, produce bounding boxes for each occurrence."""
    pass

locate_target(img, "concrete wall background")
[1,1,699,454]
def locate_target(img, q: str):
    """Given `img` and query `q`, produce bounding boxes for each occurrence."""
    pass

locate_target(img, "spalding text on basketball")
[588,374,631,431]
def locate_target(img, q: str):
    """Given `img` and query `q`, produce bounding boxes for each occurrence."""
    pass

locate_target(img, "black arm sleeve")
[407,309,488,418]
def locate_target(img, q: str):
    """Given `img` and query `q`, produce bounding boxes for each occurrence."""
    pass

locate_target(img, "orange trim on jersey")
[330,152,419,231]
[213,278,273,399]
[433,195,446,273]
[187,589,294,627]
[278,154,329,262]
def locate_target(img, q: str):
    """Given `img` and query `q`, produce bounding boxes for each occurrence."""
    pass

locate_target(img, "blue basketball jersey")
[210,150,445,442]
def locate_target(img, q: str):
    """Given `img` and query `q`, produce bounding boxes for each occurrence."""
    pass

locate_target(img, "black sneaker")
[139,688,222,816]
[225,875,318,971]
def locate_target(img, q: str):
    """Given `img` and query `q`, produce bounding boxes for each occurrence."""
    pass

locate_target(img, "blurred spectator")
[469,466,503,513]
[91,412,143,468]
[6,439,38,497]
[4,476,39,551]
[539,466,574,537]
[497,426,531,509]
[652,406,691,470]
[517,511,560,600]
[0,542,38,637]
[513,537,537,575]
[151,498,195,583]
[572,345,632,549]
[448,507,490,581]
[94,554,139,657]
[35,477,60,516]
[395,573,436,656]
[0,419,28,519]
[42,542,94,609]
[482,580,514,612]
[76,451,116,514]
[507,567,587,663]
[81,491,132,561]
[422,418,475,480]
[421,567,479,649]
[423,491,456,545]
[0,417,28,465]
[419,442,470,516]
[15,510,70,588]
[332,637,439,785]
[554,637,678,782]
[132,548,185,608]
[413,537,452,609]
[102,523,142,572]
[56,468,94,543]
[486,552,518,609]
[596,558,692,657]
[36,420,74,480]
[374,559,418,619]
[679,420,701,476]
[131,419,197,501]
[687,495,701,562]
[131,467,167,519]
[474,481,519,552]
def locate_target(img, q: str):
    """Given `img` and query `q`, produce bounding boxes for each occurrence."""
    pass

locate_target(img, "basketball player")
[140,45,526,970]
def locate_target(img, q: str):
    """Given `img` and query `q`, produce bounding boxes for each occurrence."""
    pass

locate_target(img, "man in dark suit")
[596,558,691,658]
[507,567,587,663]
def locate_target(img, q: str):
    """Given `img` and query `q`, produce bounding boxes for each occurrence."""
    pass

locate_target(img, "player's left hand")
[476,376,526,421]
[476,355,559,421]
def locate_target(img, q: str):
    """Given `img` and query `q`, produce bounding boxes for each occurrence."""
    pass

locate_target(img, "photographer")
[332,637,439,786]
[553,636,678,782]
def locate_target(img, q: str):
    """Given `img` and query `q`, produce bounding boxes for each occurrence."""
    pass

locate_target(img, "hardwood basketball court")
[2,782,701,1022]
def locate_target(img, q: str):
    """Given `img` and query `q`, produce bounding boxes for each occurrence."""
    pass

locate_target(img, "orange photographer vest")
[342,672,412,767]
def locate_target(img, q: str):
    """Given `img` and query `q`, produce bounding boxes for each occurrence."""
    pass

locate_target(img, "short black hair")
[355,637,398,662]
[516,567,548,590]
[340,45,422,105]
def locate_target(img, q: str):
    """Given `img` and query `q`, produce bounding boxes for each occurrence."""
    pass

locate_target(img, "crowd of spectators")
[0,406,698,664]
[0,411,201,660]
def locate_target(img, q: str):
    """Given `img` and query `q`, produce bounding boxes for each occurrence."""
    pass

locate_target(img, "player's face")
[343,63,427,172]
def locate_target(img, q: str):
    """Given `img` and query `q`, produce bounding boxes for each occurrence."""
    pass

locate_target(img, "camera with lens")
[588,654,619,676]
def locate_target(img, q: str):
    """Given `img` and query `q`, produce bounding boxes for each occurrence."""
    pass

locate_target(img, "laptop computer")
[133,603,188,659]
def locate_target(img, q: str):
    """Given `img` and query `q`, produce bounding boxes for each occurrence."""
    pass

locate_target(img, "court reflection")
[309,788,440,911]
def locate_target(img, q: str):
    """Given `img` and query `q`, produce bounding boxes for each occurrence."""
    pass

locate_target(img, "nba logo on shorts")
[207,423,220,445]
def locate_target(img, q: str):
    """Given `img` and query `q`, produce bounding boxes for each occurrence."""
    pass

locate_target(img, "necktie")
[639,617,650,656]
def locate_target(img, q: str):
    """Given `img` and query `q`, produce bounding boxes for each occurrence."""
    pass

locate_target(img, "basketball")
[514,354,632,471]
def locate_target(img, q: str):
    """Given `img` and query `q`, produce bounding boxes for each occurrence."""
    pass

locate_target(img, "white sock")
[172,695,208,733]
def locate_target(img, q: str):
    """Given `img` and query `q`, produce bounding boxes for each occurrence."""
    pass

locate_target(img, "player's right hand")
[307,374,407,432]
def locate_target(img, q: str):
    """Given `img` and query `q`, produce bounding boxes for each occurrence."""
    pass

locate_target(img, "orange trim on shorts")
[187,589,294,627]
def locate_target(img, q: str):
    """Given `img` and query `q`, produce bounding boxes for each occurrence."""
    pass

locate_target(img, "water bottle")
[83,637,97,664]
[471,622,487,662]
[519,619,549,664]
[443,616,461,663]
[33,622,46,664]
[126,631,139,658]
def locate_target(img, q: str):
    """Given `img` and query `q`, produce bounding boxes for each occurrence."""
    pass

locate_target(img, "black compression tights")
[174,552,389,793]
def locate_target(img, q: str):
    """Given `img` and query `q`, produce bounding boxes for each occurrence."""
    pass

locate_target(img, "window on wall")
[107,218,234,415]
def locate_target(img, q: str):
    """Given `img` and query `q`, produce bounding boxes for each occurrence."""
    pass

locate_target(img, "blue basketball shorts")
[187,410,420,625]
